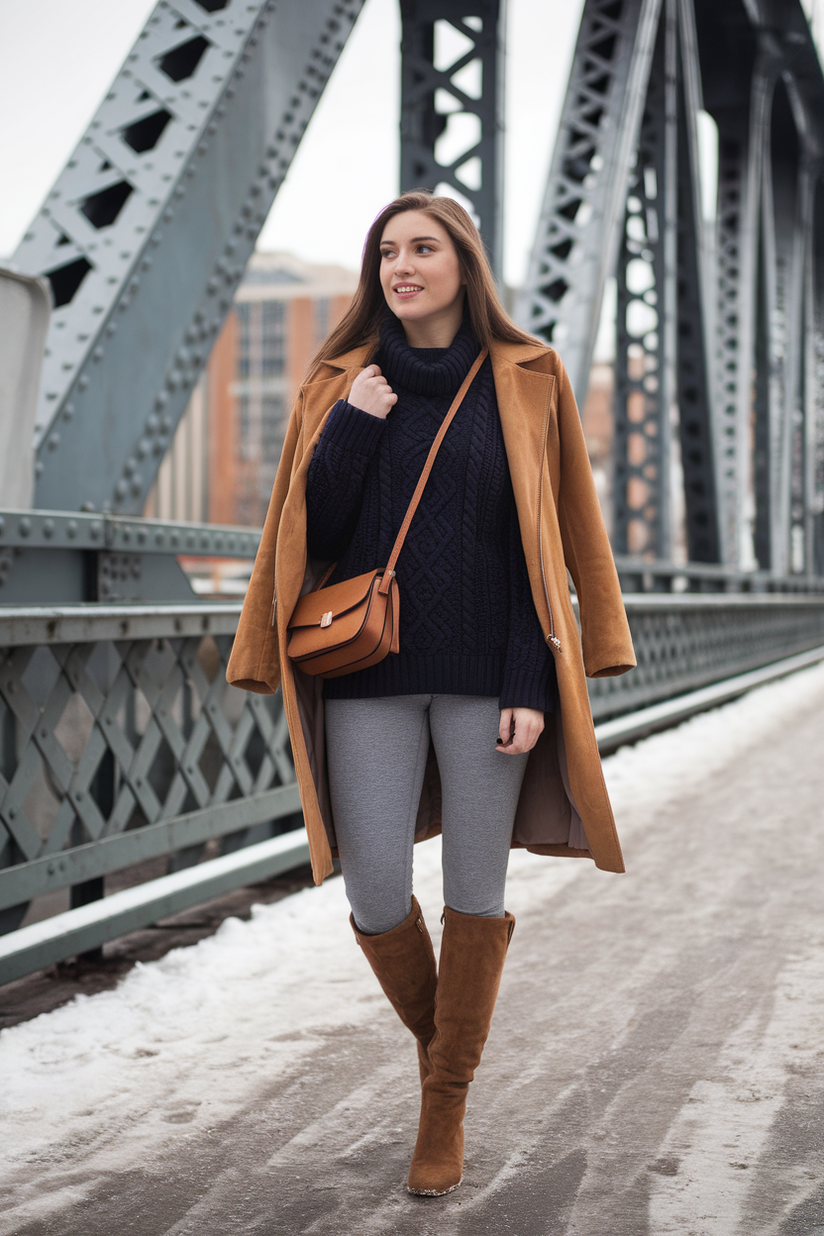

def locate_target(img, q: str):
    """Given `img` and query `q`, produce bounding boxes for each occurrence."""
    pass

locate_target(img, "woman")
[227,191,635,1197]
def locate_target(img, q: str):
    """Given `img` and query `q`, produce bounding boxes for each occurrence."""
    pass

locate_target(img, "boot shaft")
[429,907,515,1085]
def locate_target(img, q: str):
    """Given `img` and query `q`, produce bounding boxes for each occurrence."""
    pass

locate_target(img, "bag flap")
[287,570,382,630]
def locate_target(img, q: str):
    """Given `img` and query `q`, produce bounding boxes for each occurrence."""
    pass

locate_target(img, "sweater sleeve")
[305,399,388,560]
[499,499,556,713]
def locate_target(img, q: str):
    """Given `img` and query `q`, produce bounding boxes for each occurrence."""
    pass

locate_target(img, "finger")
[498,710,513,745]
[504,718,541,755]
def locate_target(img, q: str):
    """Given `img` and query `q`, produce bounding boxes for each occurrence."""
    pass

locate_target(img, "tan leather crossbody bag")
[287,348,488,679]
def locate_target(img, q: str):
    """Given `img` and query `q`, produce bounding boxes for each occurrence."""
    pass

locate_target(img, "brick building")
[145,251,358,528]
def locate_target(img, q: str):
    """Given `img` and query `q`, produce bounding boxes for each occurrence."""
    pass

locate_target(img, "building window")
[236,302,251,377]
[261,300,285,376]
[238,394,252,459]
[315,297,330,344]
[261,394,286,464]
[235,299,285,381]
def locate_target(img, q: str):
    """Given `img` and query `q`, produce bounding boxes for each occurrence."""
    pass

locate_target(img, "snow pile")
[1,660,823,1225]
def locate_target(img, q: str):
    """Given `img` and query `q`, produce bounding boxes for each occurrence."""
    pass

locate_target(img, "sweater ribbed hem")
[499,663,555,713]
[323,400,388,455]
[323,652,506,701]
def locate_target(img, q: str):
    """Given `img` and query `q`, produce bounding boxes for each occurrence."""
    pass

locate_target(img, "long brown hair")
[305,191,540,380]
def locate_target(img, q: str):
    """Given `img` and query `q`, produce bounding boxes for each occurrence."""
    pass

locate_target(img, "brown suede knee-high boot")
[407,906,515,1197]
[350,897,438,1084]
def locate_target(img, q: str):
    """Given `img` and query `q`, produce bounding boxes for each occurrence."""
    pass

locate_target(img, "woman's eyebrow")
[380,236,441,246]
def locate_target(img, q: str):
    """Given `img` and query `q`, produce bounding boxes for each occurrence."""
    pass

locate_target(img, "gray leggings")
[325,694,529,935]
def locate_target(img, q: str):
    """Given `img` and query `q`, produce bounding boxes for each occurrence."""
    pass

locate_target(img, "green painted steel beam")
[0,602,242,645]
[0,510,260,557]
[0,827,311,986]
[595,644,824,754]
[0,784,301,913]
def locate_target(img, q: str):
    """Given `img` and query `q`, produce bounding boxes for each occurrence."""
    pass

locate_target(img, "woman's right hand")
[348,365,397,420]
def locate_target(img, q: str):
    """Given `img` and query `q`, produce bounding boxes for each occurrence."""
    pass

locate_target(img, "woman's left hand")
[496,707,545,755]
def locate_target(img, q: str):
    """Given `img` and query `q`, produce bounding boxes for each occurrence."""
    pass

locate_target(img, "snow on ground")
[1,661,824,1230]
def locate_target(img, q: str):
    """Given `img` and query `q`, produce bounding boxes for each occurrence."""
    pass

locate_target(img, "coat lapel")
[490,343,556,585]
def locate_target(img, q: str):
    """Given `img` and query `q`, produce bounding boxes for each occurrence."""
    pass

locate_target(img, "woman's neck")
[398,300,465,349]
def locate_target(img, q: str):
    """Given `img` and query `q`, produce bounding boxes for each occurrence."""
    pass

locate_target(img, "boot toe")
[406,1164,463,1196]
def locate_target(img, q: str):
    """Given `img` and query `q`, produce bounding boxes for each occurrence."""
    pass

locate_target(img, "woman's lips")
[393,285,423,299]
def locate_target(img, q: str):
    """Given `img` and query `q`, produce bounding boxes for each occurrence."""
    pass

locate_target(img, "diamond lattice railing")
[0,609,298,933]
[2,593,824,944]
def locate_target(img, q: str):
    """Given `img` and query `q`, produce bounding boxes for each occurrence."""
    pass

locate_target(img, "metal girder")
[0,828,309,985]
[613,4,675,559]
[13,0,365,515]
[613,0,720,562]
[521,0,824,575]
[0,508,260,603]
[399,0,505,279]
[517,0,663,397]
[705,0,824,577]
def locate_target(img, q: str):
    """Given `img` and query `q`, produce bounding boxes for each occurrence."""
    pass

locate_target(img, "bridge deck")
[2,662,824,1235]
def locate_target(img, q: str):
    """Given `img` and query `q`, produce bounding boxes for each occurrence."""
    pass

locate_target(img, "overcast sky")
[0,0,587,288]
[1,0,822,289]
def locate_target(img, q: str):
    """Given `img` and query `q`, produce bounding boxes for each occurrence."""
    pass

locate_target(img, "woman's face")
[378,211,465,341]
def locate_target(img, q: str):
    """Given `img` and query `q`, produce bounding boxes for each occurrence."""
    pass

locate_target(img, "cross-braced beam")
[520,0,824,575]
[399,0,505,278]
[13,0,365,516]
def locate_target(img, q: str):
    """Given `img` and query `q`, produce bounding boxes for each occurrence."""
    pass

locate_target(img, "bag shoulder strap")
[377,347,488,595]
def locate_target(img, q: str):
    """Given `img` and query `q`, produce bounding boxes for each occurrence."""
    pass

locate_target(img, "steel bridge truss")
[519,0,824,576]
[12,0,367,518]
[14,0,822,577]
[11,0,507,524]
[399,0,505,277]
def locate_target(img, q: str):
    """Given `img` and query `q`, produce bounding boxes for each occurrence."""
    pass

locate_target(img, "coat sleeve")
[554,359,636,679]
[225,390,306,694]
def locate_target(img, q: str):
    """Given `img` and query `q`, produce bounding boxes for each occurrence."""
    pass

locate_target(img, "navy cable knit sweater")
[305,313,556,711]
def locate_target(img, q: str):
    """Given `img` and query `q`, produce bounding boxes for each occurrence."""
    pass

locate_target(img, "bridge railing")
[590,593,824,720]
[613,557,824,595]
[0,603,304,975]
[2,515,824,982]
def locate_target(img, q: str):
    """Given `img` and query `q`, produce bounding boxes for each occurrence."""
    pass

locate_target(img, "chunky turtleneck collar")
[376,307,479,398]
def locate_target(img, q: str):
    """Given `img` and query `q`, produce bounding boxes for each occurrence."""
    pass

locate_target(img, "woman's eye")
[417,245,433,254]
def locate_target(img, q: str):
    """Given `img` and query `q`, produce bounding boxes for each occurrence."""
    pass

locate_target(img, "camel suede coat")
[226,338,636,884]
